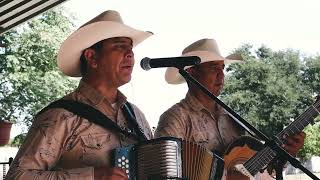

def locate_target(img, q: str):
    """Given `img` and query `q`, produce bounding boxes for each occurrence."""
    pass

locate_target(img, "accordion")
[113,137,224,180]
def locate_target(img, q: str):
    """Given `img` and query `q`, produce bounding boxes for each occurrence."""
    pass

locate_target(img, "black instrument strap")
[39,99,141,141]
[122,102,148,141]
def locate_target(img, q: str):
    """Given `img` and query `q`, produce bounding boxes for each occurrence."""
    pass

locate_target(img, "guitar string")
[250,147,275,175]
[243,100,320,175]
[282,103,319,137]
[245,147,270,173]
[278,100,319,138]
[277,102,319,138]
[246,148,270,174]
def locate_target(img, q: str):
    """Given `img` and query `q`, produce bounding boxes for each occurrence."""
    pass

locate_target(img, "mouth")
[121,65,133,71]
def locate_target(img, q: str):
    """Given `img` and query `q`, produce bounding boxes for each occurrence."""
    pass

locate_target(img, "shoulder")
[157,101,190,131]
[155,101,190,138]
[35,105,76,128]
[33,97,81,131]
[160,100,189,121]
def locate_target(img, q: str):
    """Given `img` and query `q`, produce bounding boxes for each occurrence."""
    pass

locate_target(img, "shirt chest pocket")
[81,133,111,150]
[80,133,112,166]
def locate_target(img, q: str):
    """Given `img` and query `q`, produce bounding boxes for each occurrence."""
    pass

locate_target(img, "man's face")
[190,61,225,96]
[94,37,134,87]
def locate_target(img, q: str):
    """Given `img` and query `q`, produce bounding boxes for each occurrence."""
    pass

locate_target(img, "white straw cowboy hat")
[165,38,243,84]
[57,10,153,77]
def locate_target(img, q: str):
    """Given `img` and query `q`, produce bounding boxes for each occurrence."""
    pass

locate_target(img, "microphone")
[140,56,201,71]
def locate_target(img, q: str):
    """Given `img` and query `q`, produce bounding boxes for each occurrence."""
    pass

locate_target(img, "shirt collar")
[76,80,127,106]
[184,92,206,112]
[184,92,226,115]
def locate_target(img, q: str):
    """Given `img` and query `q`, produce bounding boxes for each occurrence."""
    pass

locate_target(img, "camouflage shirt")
[6,81,152,180]
[155,92,244,153]
[155,93,275,180]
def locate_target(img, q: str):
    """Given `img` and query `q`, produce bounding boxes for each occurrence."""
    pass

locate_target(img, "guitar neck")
[278,101,320,139]
[242,99,320,176]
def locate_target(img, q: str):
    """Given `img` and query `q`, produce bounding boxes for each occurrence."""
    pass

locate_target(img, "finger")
[285,133,305,145]
[283,144,298,155]
[285,137,299,147]
[111,168,128,177]
[291,133,305,142]
[300,132,306,138]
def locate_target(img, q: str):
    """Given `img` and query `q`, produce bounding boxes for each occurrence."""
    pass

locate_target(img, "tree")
[299,124,320,161]
[302,56,320,96]
[0,8,78,128]
[221,45,320,159]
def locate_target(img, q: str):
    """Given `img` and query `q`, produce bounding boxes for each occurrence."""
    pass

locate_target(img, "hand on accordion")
[94,167,128,180]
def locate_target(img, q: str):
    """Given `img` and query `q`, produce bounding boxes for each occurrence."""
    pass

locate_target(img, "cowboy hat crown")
[165,38,243,84]
[57,10,153,77]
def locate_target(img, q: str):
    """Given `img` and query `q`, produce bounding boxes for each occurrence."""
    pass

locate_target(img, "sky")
[10,0,320,136]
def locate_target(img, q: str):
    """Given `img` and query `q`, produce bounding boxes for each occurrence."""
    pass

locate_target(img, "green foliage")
[11,133,27,147]
[297,122,320,161]
[0,8,78,126]
[302,56,320,95]
[222,45,320,159]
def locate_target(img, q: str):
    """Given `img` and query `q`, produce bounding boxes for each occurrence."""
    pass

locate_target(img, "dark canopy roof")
[0,0,69,35]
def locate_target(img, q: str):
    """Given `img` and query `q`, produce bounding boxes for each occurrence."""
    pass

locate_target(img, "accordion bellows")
[113,137,224,180]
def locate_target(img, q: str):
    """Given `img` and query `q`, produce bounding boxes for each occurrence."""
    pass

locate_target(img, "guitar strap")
[38,99,147,142]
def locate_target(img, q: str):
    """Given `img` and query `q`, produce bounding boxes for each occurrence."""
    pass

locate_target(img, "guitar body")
[223,136,264,180]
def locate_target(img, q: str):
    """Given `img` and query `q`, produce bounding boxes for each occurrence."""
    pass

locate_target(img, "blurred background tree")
[222,44,320,160]
[0,8,78,132]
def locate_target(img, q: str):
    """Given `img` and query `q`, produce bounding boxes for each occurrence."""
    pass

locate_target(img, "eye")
[115,44,132,51]
[210,64,225,71]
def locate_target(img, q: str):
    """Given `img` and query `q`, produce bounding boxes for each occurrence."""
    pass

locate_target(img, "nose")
[217,68,224,80]
[125,49,134,59]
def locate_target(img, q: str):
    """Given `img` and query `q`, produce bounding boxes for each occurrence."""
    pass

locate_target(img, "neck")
[189,89,218,113]
[83,77,118,104]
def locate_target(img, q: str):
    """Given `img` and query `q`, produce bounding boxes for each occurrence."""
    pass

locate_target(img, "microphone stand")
[178,68,319,180]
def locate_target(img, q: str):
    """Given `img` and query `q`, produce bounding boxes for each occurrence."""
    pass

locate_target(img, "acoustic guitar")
[223,96,320,180]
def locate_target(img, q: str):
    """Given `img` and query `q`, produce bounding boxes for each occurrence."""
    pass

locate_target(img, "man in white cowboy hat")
[155,38,305,179]
[6,10,153,180]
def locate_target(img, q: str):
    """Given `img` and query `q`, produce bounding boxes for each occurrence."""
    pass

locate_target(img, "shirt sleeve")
[5,109,94,180]
[154,109,187,139]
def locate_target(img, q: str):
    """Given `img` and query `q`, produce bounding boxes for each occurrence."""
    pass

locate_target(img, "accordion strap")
[39,99,142,141]
[122,102,148,141]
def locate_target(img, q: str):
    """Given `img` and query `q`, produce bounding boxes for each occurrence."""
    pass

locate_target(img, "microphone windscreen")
[140,57,151,70]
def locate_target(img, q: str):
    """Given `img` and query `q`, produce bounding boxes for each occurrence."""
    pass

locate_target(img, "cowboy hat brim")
[165,50,243,84]
[57,21,153,77]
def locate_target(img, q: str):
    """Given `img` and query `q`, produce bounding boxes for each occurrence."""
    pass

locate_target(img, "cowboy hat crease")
[57,10,153,77]
[165,38,243,84]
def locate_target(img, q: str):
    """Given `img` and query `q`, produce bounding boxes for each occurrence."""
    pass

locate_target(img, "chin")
[120,77,131,85]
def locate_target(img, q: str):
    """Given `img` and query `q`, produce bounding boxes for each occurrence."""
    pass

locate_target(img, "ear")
[186,66,201,80]
[186,66,195,74]
[83,49,98,68]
